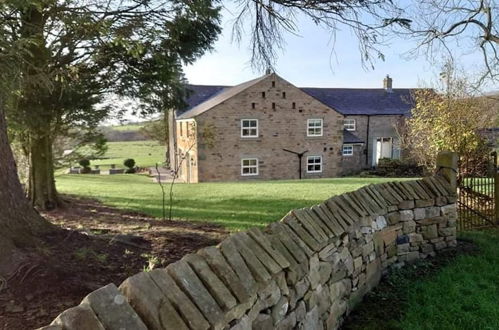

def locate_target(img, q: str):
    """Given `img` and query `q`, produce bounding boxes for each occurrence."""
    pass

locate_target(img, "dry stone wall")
[40,176,457,330]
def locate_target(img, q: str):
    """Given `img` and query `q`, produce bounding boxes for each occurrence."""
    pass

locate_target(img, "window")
[251,102,255,109]
[179,122,183,136]
[241,119,258,138]
[262,92,266,98]
[282,92,286,99]
[307,156,322,173]
[307,119,323,137]
[292,102,296,109]
[342,145,354,156]
[272,81,275,87]
[272,102,276,110]
[344,119,356,131]
[241,158,258,176]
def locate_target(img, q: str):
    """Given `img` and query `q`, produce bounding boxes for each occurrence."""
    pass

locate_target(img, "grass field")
[56,175,412,230]
[89,140,165,169]
[346,229,499,329]
[107,122,147,131]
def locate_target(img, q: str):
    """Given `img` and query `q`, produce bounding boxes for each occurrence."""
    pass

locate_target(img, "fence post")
[495,167,499,224]
[436,151,458,193]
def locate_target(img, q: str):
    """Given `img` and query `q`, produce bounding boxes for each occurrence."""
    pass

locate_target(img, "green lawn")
[56,175,411,230]
[401,231,499,329]
[89,140,165,169]
[107,122,146,131]
[346,229,499,329]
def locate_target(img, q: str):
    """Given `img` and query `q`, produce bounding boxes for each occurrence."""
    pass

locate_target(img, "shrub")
[78,159,91,174]
[79,159,90,168]
[124,158,136,174]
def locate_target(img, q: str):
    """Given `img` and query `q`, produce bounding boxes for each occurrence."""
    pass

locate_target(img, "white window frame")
[241,119,259,138]
[306,155,322,173]
[344,119,356,131]
[342,145,354,156]
[307,119,323,137]
[241,158,259,176]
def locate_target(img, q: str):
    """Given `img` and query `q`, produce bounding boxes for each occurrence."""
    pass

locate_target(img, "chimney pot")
[383,74,393,91]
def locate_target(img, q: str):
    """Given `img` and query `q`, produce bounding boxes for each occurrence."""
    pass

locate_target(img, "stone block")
[276,311,297,330]
[51,304,105,330]
[119,272,189,330]
[258,280,281,308]
[295,300,307,322]
[319,262,333,285]
[403,220,416,234]
[422,224,438,240]
[397,243,410,254]
[375,216,388,230]
[252,314,273,330]
[308,254,321,290]
[167,260,224,328]
[400,210,414,221]
[299,306,320,330]
[81,284,147,330]
[425,206,441,218]
[434,241,447,250]
[271,297,289,324]
[439,227,456,237]
[184,254,237,311]
[408,233,423,243]
[198,246,253,303]
[398,200,415,209]
[387,212,401,225]
[414,208,426,220]
[415,199,434,208]
[148,269,210,330]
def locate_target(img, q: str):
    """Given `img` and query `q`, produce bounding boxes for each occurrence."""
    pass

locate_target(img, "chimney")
[383,74,393,92]
[265,68,272,75]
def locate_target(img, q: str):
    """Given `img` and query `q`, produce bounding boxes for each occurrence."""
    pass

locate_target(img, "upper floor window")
[262,92,266,98]
[342,145,354,156]
[307,156,322,173]
[241,158,259,176]
[282,92,286,99]
[344,119,356,131]
[241,119,258,138]
[307,119,323,137]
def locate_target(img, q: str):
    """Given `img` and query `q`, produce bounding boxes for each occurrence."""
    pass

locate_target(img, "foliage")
[124,158,136,173]
[56,175,413,230]
[140,117,168,146]
[401,67,497,171]
[78,159,90,168]
[124,159,136,169]
[1,0,221,208]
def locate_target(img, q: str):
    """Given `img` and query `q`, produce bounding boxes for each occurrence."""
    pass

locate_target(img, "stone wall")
[40,176,457,330]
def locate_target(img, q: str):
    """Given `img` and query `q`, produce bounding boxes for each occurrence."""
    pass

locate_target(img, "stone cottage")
[170,73,414,183]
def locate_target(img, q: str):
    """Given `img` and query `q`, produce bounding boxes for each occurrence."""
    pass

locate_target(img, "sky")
[182,3,486,90]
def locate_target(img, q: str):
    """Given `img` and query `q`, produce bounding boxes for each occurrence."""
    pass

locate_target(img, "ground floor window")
[307,155,322,173]
[342,145,354,156]
[241,158,259,176]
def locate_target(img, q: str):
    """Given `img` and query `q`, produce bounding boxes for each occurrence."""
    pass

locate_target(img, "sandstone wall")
[40,176,457,330]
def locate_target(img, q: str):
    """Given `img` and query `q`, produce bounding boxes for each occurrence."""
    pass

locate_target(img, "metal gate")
[457,151,497,231]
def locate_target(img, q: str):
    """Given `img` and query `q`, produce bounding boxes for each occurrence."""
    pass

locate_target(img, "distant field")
[90,140,165,169]
[56,175,413,231]
[108,123,146,132]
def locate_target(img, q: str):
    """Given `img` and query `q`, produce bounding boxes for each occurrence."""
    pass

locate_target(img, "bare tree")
[401,0,499,85]
[232,0,410,70]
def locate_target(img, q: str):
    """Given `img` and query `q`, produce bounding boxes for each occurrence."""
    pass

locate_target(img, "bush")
[124,158,136,174]
[78,159,91,174]
[79,159,90,168]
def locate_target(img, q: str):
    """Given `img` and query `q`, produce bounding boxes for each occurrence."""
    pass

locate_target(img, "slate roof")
[300,88,414,115]
[176,76,416,118]
[177,75,270,119]
[343,130,364,144]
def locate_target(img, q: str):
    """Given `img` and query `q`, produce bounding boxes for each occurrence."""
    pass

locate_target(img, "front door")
[374,137,393,166]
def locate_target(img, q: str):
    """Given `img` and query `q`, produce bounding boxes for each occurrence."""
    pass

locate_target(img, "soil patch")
[342,239,479,329]
[0,196,228,330]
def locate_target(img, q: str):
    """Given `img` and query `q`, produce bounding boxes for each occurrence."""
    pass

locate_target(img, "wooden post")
[436,151,458,193]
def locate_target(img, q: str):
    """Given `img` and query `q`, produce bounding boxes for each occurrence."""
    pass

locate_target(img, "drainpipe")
[366,115,371,167]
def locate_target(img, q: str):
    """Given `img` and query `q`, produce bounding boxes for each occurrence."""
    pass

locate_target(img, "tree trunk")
[0,105,52,276]
[29,132,59,210]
